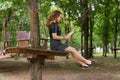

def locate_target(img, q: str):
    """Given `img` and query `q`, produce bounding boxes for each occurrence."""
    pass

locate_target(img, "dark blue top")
[49,22,61,39]
[48,22,68,51]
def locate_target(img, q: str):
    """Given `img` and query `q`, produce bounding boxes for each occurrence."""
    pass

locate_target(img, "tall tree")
[27,0,40,48]
[79,0,89,58]
[26,0,41,80]
[88,3,94,58]
[113,0,120,58]
[102,0,109,57]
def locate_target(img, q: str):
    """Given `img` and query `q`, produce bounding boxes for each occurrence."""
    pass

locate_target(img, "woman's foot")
[81,65,89,69]
[88,61,95,67]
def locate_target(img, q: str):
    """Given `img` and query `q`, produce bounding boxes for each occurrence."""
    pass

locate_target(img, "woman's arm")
[67,32,75,36]
[52,33,71,40]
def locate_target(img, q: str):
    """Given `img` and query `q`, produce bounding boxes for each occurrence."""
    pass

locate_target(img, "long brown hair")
[46,10,62,27]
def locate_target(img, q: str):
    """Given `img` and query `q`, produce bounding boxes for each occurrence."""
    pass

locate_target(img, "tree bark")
[114,16,118,58]
[114,0,119,58]
[30,57,43,80]
[26,0,41,80]
[80,0,89,58]
[26,0,40,49]
[102,0,110,57]
[89,16,93,58]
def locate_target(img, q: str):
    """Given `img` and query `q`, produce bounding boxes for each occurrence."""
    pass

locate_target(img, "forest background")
[0,0,120,58]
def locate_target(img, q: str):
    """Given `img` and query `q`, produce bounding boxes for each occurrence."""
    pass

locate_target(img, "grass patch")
[0,75,4,80]
[93,52,120,57]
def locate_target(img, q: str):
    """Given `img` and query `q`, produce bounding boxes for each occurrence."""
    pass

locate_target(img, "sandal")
[88,61,95,67]
[81,66,89,69]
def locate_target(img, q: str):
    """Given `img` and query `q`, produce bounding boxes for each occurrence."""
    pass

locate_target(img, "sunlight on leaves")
[0,1,13,10]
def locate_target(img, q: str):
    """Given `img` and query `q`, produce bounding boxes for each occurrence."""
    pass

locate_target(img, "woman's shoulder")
[50,22,56,25]
[49,22,57,27]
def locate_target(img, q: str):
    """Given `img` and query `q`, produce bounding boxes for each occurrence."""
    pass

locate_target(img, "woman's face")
[56,14,62,23]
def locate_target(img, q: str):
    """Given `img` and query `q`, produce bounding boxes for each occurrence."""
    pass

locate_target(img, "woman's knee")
[71,47,76,51]
[65,46,77,52]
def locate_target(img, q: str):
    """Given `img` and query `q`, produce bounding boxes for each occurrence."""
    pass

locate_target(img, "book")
[67,31,75,36]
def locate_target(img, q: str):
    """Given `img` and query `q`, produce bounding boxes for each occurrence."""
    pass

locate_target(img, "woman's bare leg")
[73,57,88,66]
[65,46,91,65]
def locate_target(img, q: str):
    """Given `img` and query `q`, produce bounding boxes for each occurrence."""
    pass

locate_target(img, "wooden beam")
[5,47,69,56]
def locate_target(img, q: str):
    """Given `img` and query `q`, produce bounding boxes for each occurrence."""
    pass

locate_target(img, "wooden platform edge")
[5,47,69,56]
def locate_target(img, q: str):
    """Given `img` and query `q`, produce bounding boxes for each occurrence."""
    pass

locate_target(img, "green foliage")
[71,29,81,49]
[13,54,20,60]
[93,0,120,48]
[0,0,120,54]
[0,1,13,10]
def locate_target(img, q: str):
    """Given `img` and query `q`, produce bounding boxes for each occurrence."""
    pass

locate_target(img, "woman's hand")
[67,32,75,36]
[64,34,71,40]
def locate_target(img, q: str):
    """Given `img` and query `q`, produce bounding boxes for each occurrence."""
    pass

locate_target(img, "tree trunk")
[30,56,44,80]
[102,0,110,57]
[114,0,120,58]
[26,0,42,80]
[89,16,93,58]
[114,16,118,58]
[2,21,6,49]
[2,9,12,49]
[80,0,89,58]
[80,31,84,56]
[62,9,72,59]
[27,0,40,49]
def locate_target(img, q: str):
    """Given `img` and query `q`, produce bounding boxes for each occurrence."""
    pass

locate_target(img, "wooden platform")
[5,47,69,56]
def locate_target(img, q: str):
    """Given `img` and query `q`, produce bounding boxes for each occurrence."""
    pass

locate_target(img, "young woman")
[46,10,95,69]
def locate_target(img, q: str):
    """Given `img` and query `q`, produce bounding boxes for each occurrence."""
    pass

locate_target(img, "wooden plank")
[5,47,69,56]
[18,40,29,48]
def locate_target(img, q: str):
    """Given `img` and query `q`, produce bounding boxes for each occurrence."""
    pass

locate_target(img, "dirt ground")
[0,56,120,80]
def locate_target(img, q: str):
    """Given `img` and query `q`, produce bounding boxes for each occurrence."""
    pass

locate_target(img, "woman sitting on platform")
[46,10,95,69]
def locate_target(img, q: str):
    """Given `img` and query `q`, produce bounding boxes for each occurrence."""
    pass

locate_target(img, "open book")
[67,31,75,36]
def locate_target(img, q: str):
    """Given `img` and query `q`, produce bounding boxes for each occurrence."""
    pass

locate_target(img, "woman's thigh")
[65,46,76,52]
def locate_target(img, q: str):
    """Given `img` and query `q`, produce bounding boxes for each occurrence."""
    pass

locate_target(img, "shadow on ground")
[0,56,120,80]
